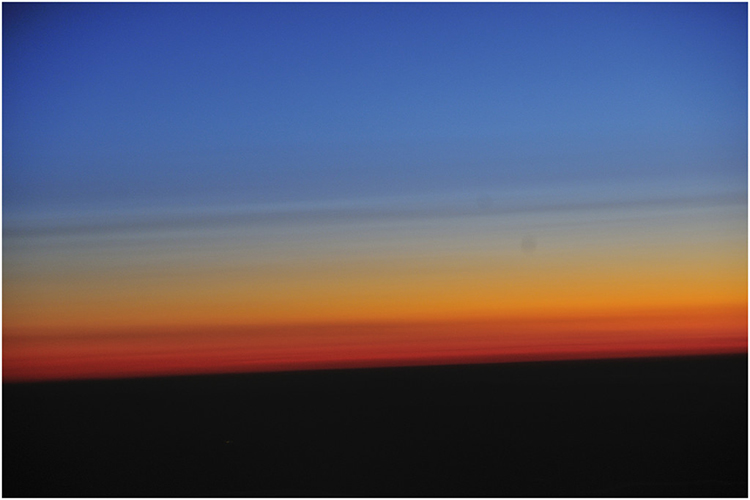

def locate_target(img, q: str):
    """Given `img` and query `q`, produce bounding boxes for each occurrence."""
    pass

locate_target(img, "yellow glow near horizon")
[4,202,745,331]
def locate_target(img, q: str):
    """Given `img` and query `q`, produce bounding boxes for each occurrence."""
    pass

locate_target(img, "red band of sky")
[5,306,746,382]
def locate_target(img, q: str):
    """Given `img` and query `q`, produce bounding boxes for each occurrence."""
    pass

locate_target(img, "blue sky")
[3,2,747,212]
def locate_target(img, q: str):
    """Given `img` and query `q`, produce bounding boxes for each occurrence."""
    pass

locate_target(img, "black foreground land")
[4,354,747,497]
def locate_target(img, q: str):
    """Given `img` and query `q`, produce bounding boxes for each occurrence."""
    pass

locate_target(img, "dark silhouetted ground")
[3,354,747,497]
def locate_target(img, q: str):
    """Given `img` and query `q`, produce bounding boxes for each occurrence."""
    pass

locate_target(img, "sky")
[3,3,747,381]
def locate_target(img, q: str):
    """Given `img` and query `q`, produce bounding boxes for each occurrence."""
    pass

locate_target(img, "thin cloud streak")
[5,190,744,239]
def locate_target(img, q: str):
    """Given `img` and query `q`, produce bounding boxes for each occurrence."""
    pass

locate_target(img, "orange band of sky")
[4,305,745,382]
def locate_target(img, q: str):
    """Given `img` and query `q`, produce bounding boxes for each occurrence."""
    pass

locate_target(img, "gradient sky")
[3,3,747,381]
